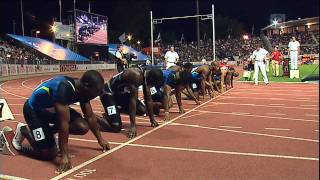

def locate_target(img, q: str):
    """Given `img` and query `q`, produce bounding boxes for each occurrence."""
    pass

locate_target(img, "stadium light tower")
[36,30,40,38]
[273,19,278,25]
[51,25,57,32]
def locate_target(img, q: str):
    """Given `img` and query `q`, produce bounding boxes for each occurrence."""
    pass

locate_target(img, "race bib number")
[33,128,45,141]
[192,83,197,89]
[107,106,117,115]
[150,87,157,95]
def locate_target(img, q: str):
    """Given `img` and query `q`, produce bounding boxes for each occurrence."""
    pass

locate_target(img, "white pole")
[150,11,154,65]
[88,0,91,13]
[20,0,24,36]
[59,0,62,22]
[212,4,215,61]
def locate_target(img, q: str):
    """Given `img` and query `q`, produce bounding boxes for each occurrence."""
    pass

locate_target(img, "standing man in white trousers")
[288,37,300,70]
[252,44,269,85]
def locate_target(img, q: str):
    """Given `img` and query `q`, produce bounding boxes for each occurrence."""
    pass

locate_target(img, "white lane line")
[305,114,319,117]
[180,112,206,119]
[230,92,318,97]
[0,174,31,180]
[221,96,318,103]
[232,112,251,115]
[300,105,318,107]
[218,125,242,129]
[192,109,318,123]
[50,86,234,180]
[68,137,318,161]
[205,102,318,110]
[4,119,318,143]
[172,123,318,142]
[128,144,319,161]
[296,98,311,100]
[269,104,285,106]
[266,113,287,116]
[265,128,290,131]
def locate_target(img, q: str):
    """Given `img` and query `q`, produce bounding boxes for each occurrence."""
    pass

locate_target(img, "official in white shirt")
[252,45,269,85]
[288,37,300,70]
[164,46,179,69]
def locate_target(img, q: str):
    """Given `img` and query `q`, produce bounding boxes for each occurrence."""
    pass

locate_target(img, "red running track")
[0,71,319,180]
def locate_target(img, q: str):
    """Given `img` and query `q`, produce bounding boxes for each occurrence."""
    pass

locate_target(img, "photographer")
[115,44,128,72]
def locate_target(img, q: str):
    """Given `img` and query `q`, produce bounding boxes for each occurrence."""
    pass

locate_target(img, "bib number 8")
[150,87,157,95]
[107,106,117,115]
[32,128,45,141]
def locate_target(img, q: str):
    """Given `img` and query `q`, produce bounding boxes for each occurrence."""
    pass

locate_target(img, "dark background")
[0,0,318,46]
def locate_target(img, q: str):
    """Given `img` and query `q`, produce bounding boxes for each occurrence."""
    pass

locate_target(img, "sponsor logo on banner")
[60,64,77,72]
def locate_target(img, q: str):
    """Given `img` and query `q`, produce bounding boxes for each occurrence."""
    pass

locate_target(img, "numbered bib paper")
[192,83,197,89]
[107,106,117,115]
[0,99,14,121]
[33,128,45,141]
[150,87,157,95]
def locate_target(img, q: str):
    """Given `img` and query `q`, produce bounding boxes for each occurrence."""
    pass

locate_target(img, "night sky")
[0,0,319,43]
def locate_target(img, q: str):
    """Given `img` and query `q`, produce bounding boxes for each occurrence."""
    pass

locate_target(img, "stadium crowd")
[156,31,318,64]
[0,39,49,65]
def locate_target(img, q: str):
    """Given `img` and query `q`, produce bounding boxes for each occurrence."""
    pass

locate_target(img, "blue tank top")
[162,70,177,88]
[28,76,78,111]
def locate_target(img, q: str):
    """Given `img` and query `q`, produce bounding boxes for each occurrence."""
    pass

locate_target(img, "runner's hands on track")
[151,120,159,127]
[57,154,72,173]
[98,139,111,152]
[128,125,137,139]
[179,107,185,114]
[164,112,170,121]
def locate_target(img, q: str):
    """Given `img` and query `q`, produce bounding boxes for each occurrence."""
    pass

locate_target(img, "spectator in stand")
[288,36,300,70]
[252,44,269,85]
[271,46,283,77]
[164,46,179,69]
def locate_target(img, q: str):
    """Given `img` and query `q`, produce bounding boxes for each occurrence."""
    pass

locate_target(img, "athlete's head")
[79,70,104,102]
[182,62,193,72]
[146,69,164,87]
[177,71,192,86]
[210,61,220,74]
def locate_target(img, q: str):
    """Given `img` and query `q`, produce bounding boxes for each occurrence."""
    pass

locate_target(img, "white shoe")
[12,123,27,151]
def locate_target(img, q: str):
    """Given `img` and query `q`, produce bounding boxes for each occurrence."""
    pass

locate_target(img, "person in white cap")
[252,44,269,85]
[288,36,300,70]
[164,46,179,69]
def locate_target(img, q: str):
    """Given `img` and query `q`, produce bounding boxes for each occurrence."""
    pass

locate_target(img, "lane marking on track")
[229,92,318,97]
[269,104,285,106]
[266,113,287,116]
[50,86,233,180]
[305,114,319,117]
[296,98,311,100]
[300,105,317,107]
[204,102,318,110]
[192,109,318,123]
[169,123,318,142]
[68,137,318,161]
[0,174,31,180]
[231,112,251,115]
[180,112,206,119]
[218,125,242,129]
[220,96,318,103]
[265,128,290,131]
[5,119,316,143]
[315,130,319,132]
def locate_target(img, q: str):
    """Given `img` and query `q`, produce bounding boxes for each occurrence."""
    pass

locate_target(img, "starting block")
[290,70,300,79]
[0,99,15,122]
[0,126,17,156]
